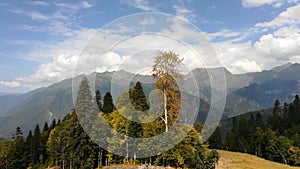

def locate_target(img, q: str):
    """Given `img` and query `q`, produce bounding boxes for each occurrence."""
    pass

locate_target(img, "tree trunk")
[134,152,136,165]
[164,89,168,132]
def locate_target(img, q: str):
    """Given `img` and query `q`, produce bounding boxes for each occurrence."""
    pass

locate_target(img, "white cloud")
[27,1,50,7]
[53,1,92,10]
[0,81,21,87]
[81,1,93,8]
[242,0,299,8]
[5,11,300,93]
[242,0,278,7]
[120,0,156,11]
[209,26,299,74]
[19,54,79,84]
[30,28,98,59]
[254,26,300,60]
[230,59,262,73]
[10,9,49,20]
[96,52,130,72]
[206,29,243,41]
[11,1,93,37]
[139,17,155,26]
[256,4,300,28]
[213,40,262,74]
[172,0,197,22]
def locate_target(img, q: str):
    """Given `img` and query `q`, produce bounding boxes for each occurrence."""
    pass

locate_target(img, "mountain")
[0,70,211,137]
[189,67,255,94]
[252,63,300,84]
[189,67,260,118]
[0,63,299,137]
[0,90,41,116]
[233,63,300,108]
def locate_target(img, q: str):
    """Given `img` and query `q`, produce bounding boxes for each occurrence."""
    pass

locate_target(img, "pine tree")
[96,90,103,111]
[11,127,28,169]
[57,119,61,125]
[224,130,235,150]
[102,92,115,114]
[129,81,150,112]
[128,112,143,161]
[232,117,238,132]
[73,77,98,168]
[50,118,56,129]
[255,112,264,127]
[283,102,289,119]
[248,114,256,134]
[40,122,50,164]
[75,77,98,129]
[42,122,49,132]
[12,126,23,140]
[273,99,281,117]
[208,126,222,149]
[26,130,35,166]
[292,95,300,124]
[47,110,97,168]
[32,124,41,164]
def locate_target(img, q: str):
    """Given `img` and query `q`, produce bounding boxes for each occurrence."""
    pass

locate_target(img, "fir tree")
[50,118,56,129]
[102,92,115,114]
[129,81,150,112]
[43,122,49,132]
[96,90,103,111]
[32,124,41,164]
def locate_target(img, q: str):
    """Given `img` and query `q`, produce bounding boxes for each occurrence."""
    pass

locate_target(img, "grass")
[216,150,300,169]
[102,165,175,169]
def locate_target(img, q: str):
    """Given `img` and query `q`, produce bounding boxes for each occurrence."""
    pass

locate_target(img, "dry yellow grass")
[216,150,300,169]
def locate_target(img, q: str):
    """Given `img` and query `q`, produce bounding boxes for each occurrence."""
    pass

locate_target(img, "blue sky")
[0,0,300,93]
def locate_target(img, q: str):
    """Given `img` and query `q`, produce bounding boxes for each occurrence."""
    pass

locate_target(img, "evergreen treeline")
[209,95,300,166]
[0,78,218,169]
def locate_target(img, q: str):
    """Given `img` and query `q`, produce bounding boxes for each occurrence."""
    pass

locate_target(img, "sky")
[0,0,300,93]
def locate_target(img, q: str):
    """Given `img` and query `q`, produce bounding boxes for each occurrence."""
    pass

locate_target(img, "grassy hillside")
[216,150,300,169]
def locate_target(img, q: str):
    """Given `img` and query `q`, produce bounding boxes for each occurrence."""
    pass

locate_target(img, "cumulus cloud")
[213,40,260,73]
[120,0,156,11]
[5,10,300,92]
[210,25,300,74]
[242,0,299,8]
[172,0,198,23]
[230,59,262,73]
[254,26,300,60]
[0,81,21,87]
[256,4,300,28]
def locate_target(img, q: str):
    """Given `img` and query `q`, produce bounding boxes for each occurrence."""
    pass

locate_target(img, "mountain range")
[0,63,299,137]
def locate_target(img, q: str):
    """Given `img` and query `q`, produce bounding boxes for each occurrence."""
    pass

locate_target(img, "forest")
[0,51,219,169]
[209,95,300,166]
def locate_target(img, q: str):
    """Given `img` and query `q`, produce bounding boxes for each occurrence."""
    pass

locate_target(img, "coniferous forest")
[209,95,300,166]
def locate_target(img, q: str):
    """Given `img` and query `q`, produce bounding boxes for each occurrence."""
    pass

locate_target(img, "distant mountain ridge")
[234,63,300,108]
[0,63,299,137]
